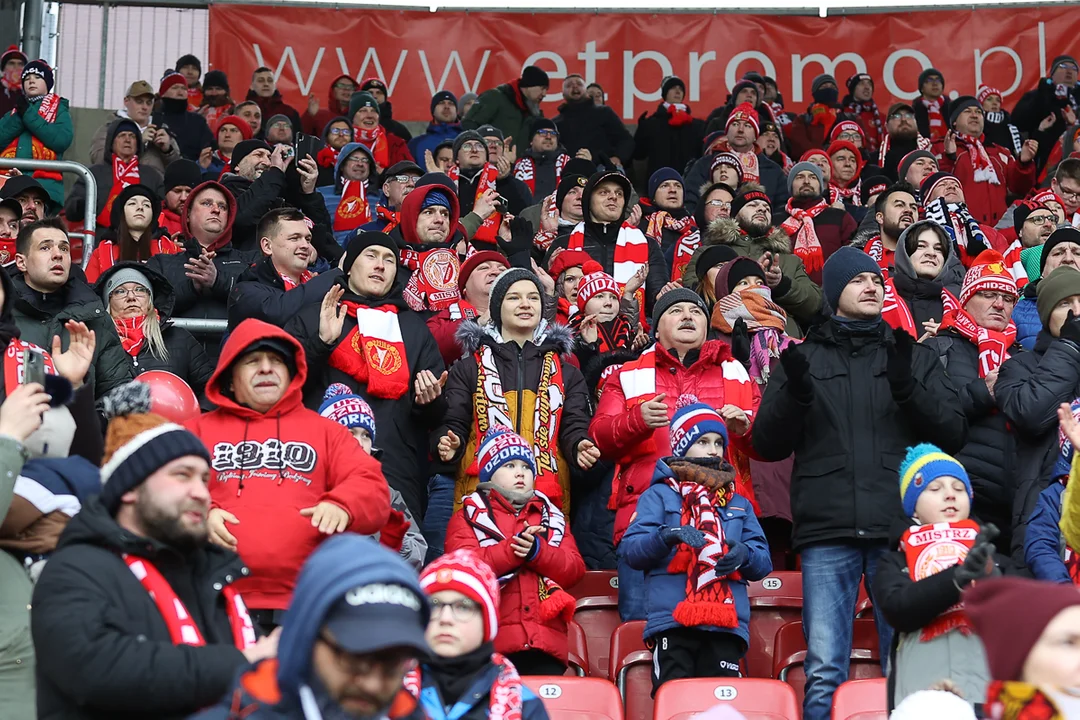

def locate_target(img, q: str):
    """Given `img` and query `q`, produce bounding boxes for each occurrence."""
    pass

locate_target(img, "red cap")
[158,72,187,96]
[548,249,593,278]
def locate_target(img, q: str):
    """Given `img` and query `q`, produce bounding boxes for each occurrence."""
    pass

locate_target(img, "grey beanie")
[488,268,543,329]
[458,92,478,115]
[811,74,837,96]
[101,267,153,304]
[452,130,487,160]
[651,287,708,329]
[787,161,825,198]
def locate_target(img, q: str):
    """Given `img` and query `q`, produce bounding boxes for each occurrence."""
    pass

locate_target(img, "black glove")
[498,215,535,258]
[713,542,749,577]
[731,318,751,367]
[886,328,916,397]
[14,94,28,117]
[1060,311,1080,346]
[954,542,999,587]
[779,345,813,403]
[661,525,707,549]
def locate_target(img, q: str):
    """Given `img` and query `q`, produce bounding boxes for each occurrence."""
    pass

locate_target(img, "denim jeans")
[800,542,894,720]
[616,547,647,621]
[421,474,456,564]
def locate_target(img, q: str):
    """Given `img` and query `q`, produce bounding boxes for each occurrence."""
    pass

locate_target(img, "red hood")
[181,181,238,252]
[327,74,352,116]
[206,319,307,419]
[398,184,461,246]
[826,139,865,190]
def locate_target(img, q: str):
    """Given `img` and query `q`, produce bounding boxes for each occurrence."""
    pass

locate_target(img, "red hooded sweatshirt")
[302,74,354,137]
[186,319,390,610]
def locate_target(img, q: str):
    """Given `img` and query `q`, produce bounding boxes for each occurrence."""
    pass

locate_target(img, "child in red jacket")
[445,425,586,675]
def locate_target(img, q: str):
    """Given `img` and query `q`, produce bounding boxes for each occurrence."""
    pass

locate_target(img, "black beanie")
[722,256,768,296]
[203,69,229,93]
[430,90,458,117]
[488,268,543,329]
[519,66,550,89]
[530,118,558,140]
[99,423,211,514]
[164,159,203,193]
[109,184,160,231]
[175,54,202,74]
[918,67,944,90]
[230,139,272,171]
[661,75,686,100]
[698,245,738,278]
[342,231,398,275]
[563,157,596,178]
[651,287,708,329]
[556,174,588,212]
[21,59,53,93]
[1042,226,1080,272]
[452,130,486,160]
[949,95,981,127]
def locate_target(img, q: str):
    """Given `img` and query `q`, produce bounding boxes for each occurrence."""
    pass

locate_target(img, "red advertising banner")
[208,5,1079,123]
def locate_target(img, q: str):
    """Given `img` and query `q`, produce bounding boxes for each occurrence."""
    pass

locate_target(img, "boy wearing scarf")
[0,59,71,206]
[873,444,1005,711]
[569,261,643,369]
[621,400,771,693]
[444,426,585,676]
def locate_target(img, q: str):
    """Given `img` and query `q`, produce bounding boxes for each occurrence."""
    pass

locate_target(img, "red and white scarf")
[278,267,313,292]
[921,97,946,141]
[955,133,1002,185]
[376,205,401,234]
[937,304,1016,377]
[831,179,861,206]
[669,226,701,283]
[333,180,370,232]
[4,338,56,390]
[881,281,961,338]
[328,301,410,399]
[780,198,829,276]
[35,93,59,123]
[399,246,460,312]
[461,488,575,622]
[514,153,569,195]
[354,124,389,168]
[471,342,566,508]
[899,520,979,641]
[99,156,141,228]
[447,298,478,321]
[878,133,933,168]
[124,554,257,650]
[864,235,894,273]
[404,654,523,720]
[844,101,884,151]
[114,314,153,357]
[568,222,649,326]
[449,163,500,242]
[644,208,694,244]
[924,199,1028,288]
[664,102,694,127]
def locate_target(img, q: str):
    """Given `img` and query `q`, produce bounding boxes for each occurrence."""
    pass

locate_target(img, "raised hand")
[52,321,95,389]
[414,369,447,405]
[437,429,461,462]
[319,285,346,345]
[207,508,239,550]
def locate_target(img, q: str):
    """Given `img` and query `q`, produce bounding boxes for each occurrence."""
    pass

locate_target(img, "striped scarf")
[514,153,569,195]
[568,222,649,326]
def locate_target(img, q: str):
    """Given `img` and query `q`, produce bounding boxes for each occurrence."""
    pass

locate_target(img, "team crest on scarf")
[363,337,403,375]
[401,247,460,311]
[900,520,979,641]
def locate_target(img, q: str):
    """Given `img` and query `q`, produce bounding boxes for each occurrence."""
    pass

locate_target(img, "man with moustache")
[878,103,933,180]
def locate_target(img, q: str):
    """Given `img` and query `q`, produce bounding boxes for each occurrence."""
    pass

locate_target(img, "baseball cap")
[323,582,431,656]
[125,80,154,99]
[0,197,21,218]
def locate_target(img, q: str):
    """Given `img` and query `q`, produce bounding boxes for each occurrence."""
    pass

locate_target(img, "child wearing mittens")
[620,398,771,694]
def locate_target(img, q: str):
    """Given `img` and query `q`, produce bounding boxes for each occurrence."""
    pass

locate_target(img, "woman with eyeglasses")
[94,261,213,402]
[413,549,550,720]
[83,184,182,284]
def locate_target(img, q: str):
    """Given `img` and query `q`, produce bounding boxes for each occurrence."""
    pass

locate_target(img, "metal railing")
[171,317,228,333]
[0,157,97,269]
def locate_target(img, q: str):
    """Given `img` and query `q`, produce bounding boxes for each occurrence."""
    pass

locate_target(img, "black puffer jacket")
[227,256,344,330]
[925,328,1023,550]
[682,149,789,217]
[553,98,634,167]
[31,496,250,719]
[752,319,967,550]
[996,330,1080,567]
[633,103,707,183]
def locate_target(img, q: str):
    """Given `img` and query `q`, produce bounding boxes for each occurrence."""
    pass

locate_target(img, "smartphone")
[23,348,45,387]
[294,132,325,161]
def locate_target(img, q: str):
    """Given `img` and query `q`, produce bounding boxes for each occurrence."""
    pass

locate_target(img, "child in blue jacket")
[1025,401,1080,583]
[621,399,771,694]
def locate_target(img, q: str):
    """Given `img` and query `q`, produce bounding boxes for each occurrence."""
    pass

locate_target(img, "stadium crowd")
[3,35,1080,720]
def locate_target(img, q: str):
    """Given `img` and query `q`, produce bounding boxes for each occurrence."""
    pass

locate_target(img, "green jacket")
[0,95,73,206]
[0,435,34,720]
[10,274,134,400]
[462,82,541,150]
[682,217,823,330]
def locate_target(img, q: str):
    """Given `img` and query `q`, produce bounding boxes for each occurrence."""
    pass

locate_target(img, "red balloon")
[136,370,200,423]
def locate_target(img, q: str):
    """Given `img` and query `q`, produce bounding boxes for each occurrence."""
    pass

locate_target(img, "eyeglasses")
[332,82,355,91]
[317,632,414,677]
[1026,214,1057,225]
[270,121,290,130]
[1058,186,1080,202]
[974,290,1017,306]
[387,174,417,184]
[430,597,481,622]
[838,132,862,142]
[328,127,352,136]
[345,156,371,167]
[706,200,732,209]
[1058,62,1079,73]
[459,142,485,152]
[889,111,915,120]
[535,129,558,137]
[110,286,150,299]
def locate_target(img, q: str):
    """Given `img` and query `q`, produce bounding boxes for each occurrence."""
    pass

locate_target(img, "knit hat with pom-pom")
[318,383,376,442]
[669,395,728,458]
[576,260,619,311]
[420,549,501,641]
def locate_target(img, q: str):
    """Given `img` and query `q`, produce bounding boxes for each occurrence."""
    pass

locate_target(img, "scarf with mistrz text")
[449,162,500,242]
[514,153,569,195]
[900,520,979,641]
[328,301,410,399]
[937,304,1016,377]
[399,246,460,312]
[780,198,829,276]
[404,654,523,720]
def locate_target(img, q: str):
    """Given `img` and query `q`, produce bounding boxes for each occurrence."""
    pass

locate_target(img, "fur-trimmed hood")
[850,217,882,251]
[455,319,576,357]
[702,217,792,255]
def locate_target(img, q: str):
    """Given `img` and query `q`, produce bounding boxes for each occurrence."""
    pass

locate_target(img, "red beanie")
[548,249,593,279]
[576,260,619,311]
[725,102,760,136]
[420,549,501,642]
[458,250,508,296]
[965,577,1080,681]
[215,114,253,141]
[158,72,187,96]
[959,249,1018,306]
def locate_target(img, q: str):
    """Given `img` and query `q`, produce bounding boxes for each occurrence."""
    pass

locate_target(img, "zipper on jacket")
[515,344,525,431]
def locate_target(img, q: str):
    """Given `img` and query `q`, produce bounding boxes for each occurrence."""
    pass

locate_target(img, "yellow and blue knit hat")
[899,443,971,517]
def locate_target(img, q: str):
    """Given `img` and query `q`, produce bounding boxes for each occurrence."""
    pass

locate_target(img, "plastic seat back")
[522,676,625,720]
[653,678,800,720]
[610,621,652,720]
[574,597,622,679]
[746,572,803,678]
[832,678,888,720]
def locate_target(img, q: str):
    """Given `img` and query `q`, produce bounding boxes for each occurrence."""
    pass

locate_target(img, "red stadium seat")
[567,620,589,677]
[575,596,621,678]
[855,584,874,619]
[746,571,803,678]
[773,619,883,707]
[652,678,800,720]
[832,678,888,720]
[522,676,625,720]
[568,570,619,600]
[610,621,652,720]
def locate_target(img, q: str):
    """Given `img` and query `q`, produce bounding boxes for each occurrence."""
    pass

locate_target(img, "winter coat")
[89,111,181,174]
[0,82,21,119]
[31,496,250,720]
[286,276,446,519]
[633,103,707,182]
[93,261,214,401]
[0,436,34,720]
[1012,79,1080,171]
[10,274,133,400]
[244,89,301,133]
[1014,286,1041,350]
[783,108,855,159]
[436,321,592,512]
[590,340,761,545]
[934,138,1036,226]
[463,82,543,153]
[621,460,772,645]
[456,164,533,217]
[681,218,823,330]
[300,74,353,136]
[775,198,858,285]
[186,320,391,611]
[227,256,344,330]
[83,229,182,284]
[926,328,1023,544]
[445,487,586,663]
[317,142,376,246]
[513,148,569,201]
[683,150,789,217]
[68,120,166,225]
[892,220,965,328]
[913,97,952,143]
[153,99,214,162]
[553,99,634,166]
[416,658,549,720]
[408,121,462,166]
[0,94,72,205]
[752,319,968,550]
[1024,481,1071,583]
[379,100,414,144]
[984,110,1023,160]
[996,330,1080,566]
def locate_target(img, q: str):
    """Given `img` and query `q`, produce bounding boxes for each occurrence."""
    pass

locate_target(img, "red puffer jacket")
[445,489,585,664]
[590,340,761,545]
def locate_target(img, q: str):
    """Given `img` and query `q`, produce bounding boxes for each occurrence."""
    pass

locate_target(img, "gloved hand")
[954,530,1000,588]
[779,345,812,403]
[886,328,916,397]
[14,93,28,117]
[1059,311,1080,347]
[731,318,751,367]
[713,542,749,577]
[661,525,707,549]
[499,215,536,258]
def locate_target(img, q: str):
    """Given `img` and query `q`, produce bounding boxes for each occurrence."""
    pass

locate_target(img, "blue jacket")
[1025,481,1072,583]
[408,122,463,166]
[620,460,772,644]
[1014,295,1041,351]
[317,142,378,246]
[417,660,549,720]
